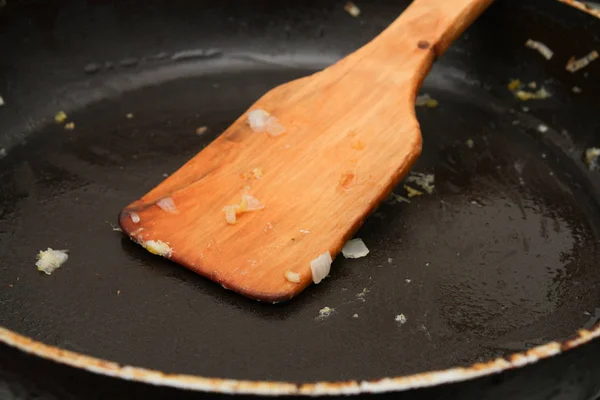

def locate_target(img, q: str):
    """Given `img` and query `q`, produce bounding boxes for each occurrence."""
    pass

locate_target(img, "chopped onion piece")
[252,167,263,179]
[64,122,75,130]
[404,185,423,198]
[247,109,271,132]
[395,314,407,324]
[515,87,551,101]
[318,307,335,318]
[344,1,360,17]
[36,248,69,275]
[195,126,208,135]
[525,39,554,60]
[142,240,172,257]
[129,212,140,223]
[54,111,67,124]
[566,50,599,73]
[342,238,370,259]
[285,271,301,283]
[584,148,600,171]
[310,251,332,284]
[223,205,239,225]
[156,196,178,214]
[407,172,435,194]
[265,116,286,136]
[241,194,264,211]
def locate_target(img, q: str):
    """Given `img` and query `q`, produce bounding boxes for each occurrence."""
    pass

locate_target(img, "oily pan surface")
[0,0,600,384]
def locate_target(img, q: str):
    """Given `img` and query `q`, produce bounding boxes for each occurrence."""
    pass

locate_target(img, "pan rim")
[1,323,599,396]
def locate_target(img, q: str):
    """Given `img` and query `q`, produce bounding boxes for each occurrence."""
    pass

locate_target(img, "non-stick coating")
[1,0,600,387]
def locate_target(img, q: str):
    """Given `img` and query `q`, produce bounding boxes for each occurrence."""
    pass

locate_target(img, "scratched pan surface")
[1,0,600,399]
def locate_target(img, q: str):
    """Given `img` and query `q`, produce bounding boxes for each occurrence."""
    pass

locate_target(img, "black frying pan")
[1,0,600,399]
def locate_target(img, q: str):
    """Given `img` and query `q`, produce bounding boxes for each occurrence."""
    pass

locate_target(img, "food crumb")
[0,148,6,159]
[126,113,134,119]
[356,287,369,302]
[415,93,438,108]
[407,172,435,194]
[405,279,411,283]
[387,192,410,205]
[395,314,407,324]
[584,148,600,171]
[465,138,474,148]
[353,313,359,318]
[64,122,75,130]
[36,248,69,275]
[528,81,537,89]
[300,229,310,234]
[285,271,301,284]
[318,307,335,319]
[404,185,423,198]
[538,124,549,133]
[351,140,365,150]
[55,111,68,124]
[0,95,4,107]
[507,79,521,92]
[195,126,208,135]
[515,87,551,101]
[388,257,393,264]
[344,1,360,17]
[572,86,583,94]
[117,290,121,295]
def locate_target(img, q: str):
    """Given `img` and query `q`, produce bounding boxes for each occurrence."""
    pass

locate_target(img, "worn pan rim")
[1,323,599,396]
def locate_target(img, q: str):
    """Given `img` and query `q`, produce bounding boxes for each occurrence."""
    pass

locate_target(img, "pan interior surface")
[1,55,599,383]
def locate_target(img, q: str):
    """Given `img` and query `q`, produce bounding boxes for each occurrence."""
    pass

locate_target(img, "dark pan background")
[1,0,600,399]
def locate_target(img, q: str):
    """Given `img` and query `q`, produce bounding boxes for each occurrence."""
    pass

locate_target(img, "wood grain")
[119,0,494,302]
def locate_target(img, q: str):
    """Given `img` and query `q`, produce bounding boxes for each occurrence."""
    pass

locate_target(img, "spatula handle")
[380,0,494,57]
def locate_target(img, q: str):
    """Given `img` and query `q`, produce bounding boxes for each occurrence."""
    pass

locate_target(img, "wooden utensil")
[119,0,493,302]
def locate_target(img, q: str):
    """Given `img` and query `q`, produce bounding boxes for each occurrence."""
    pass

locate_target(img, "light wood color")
[119,0,493,302]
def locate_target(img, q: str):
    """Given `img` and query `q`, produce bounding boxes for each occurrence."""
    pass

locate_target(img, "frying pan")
[1,0,600,399]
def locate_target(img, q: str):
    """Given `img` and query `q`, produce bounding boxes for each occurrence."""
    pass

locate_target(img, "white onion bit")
[525,39,553,60]
[310,251,332,284]
[247,109,271,132]
[247,109,286,136]
[285,271,301,284]
[241,194,264,211]
[342,238,370,259]
[395,314,407,324]
[222,205,239,225]
[130,212,140,224]
[318,307,335,319]
[36,248,69,275]
[156,197,178,214]
[142,240,173,257]
[265,117,286,136]
[566,50,599,73]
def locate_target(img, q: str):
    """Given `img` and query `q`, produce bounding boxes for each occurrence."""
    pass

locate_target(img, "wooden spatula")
[119,0,493,303]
